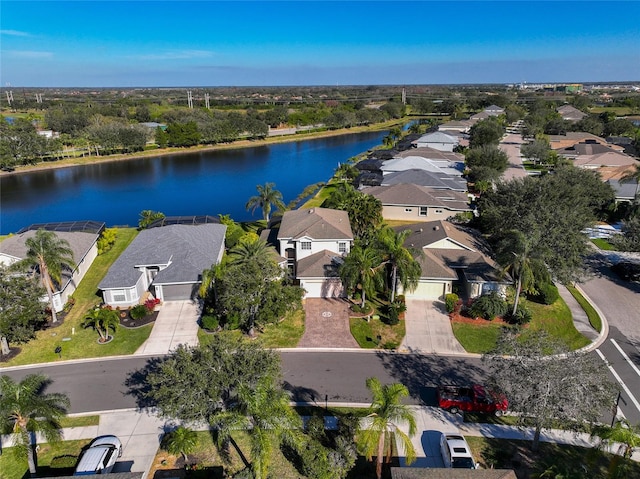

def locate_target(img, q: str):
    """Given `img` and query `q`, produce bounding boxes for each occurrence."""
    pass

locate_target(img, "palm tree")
[163,426,198,461]
[82,307,119,342]
[358,377,417,479]
[228,238,272,267]
[211,379,300,479]
[376,227,422,302]
[494,230,547,316]
[592,419,640,459]
[620,164,640,184]
[245,182,285,222]
[339,244,383,308]
[0,374,70,476]
[21,229,76,323]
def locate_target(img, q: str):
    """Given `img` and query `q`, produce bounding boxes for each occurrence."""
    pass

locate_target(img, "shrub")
[97,228,118,255]
[445,293,460,313]
[223,313,241,330]
[468,291,508,320]
[535,282,559,305]
[385,300,406,325]
[50,455,78,469]
[130,304,149,320]
[508,304,533,325]
[350,301,372,314]
[144,297,160,311]
[201,315,219,331]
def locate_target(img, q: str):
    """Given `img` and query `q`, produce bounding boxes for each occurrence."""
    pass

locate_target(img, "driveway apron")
[400,299,466,354]
[298,298,359,348]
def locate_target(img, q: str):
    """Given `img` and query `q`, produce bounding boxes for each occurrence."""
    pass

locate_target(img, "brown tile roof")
[597,164,639,181]
[296,249,342,278]
[363,184,470,211]
[277,208,353,241]
[573,151,638,168]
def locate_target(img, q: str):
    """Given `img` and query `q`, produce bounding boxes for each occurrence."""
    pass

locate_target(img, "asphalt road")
[581,251,640,425]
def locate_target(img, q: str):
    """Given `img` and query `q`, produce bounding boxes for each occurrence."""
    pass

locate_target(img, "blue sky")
[1,1,639,87]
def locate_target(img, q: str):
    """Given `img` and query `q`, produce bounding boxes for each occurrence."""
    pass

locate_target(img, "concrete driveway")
[135,300,201,355]
[400,299,467,355]
[298,298,359,348]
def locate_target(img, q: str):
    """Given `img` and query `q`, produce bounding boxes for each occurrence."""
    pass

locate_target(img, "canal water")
[0,131,386,234]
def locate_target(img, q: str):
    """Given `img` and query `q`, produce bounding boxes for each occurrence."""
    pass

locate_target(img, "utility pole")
[204,93,210,110]
[187,90,193,109]
[402,88,406,105]
[5,90,13,107]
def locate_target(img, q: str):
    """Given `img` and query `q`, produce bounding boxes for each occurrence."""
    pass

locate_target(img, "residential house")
[396,221,508,300]
[380,155,465,177]
[391,467,517,479]
[0,221,104,312]
[412,132,460,152]
[99,223,226,307]
[547,132,612,150]
[381,169,467,192]
[437,119,474,134]
[276,207,353,298]
[362,184,471,222]
[557,104,587,122]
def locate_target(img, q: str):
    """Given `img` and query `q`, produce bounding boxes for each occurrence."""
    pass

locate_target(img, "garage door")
[404,281,445,300]
[161,283,196,301]
[301,279,344,298]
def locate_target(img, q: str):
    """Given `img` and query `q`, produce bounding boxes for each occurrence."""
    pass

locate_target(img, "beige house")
[276,207,353,298]
[362,184,471,222]
[396,221,508,300]
[0,223,103,312]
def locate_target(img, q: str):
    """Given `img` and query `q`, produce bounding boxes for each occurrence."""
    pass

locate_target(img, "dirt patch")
[0,347,22,363]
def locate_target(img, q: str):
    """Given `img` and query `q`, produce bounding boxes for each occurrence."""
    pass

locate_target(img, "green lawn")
[2,228,154,366]
[591,238,615,250]
[466,435,640,478]
[566,283,602,332]
[59,415,100,428]
[0,439,91,479]
[350,315,405,349]
[451,295,591,354]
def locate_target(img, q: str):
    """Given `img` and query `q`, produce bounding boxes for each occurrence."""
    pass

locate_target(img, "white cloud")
[0,29,31,37]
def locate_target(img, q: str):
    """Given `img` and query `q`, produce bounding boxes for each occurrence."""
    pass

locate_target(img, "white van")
[74,435,123,475]
[439,432,478,469]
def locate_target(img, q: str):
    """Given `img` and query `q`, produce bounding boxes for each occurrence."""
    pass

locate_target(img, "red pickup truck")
[437,384,508,415]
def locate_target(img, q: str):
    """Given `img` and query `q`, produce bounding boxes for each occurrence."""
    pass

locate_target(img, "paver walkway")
[298,298,359,348]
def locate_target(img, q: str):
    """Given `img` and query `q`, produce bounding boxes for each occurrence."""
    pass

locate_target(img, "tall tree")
[20,229,76,323]
[376,227,422,302]
[0,374,70,476]
[245,182,285,222]
[0,265,47,356]
[493,230,548,315]
[227,238,272,267]
[358,377,417,479]
[592,419,640,460]
[82,307,119,342]
[163,426,198,462]
[469,117,505,148]
[339,244,384,308]
[212,378,300,479]
[138,209,165,229]
[484,331,616,451]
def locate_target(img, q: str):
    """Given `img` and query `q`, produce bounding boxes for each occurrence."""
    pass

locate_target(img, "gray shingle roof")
[362,184,470,211]
[416,131,459,144]
[277,208,353,241]
[391,467,516,479]
[381,169,467,192]
[99,224,226,289]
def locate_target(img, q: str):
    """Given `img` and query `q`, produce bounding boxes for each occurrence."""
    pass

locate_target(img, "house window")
[301,241,311,250]
[112,290,126,302]
[404,208,413,212]
[419,207,428,216]
[435,209,443,214]
[338,242,347,253]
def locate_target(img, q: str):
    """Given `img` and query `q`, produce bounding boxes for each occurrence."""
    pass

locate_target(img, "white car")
[439,432,478,469]
[74,435,123,475]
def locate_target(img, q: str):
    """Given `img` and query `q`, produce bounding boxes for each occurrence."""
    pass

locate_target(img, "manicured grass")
[349,315,405,349]
[59,415,100,428]
[522,297,590,350]
[260,308,305,348]
[451,295,590,354]
[2,228,154,366]
[566,283,603,332]
[466,435,640,478]
[592,238,616,250]
[451,321,507,354]
[303,181,338,209]
[0,439,91,479]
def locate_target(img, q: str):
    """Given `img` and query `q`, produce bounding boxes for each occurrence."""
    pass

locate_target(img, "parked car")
[437,384,508,415]
[74,435,122,476]
[611,261,640,282]
[439,432,478,469]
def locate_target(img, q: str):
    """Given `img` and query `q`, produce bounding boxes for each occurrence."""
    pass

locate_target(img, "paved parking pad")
[298,298,359,348]
[135,300,200,355]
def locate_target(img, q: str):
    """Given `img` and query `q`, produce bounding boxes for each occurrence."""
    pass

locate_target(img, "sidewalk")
[134,300,201,355]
